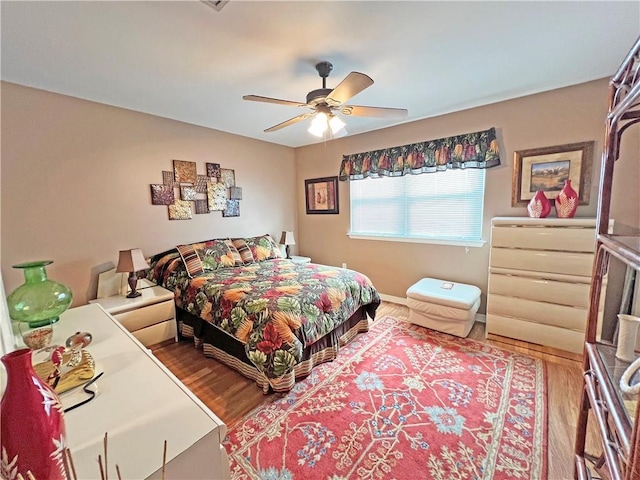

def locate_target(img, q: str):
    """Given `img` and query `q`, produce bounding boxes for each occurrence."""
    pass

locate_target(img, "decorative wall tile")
[180,185,197,201]
[220,168,236,187]
[207,182,227,211]
[168,200,193,220]
[195,199,210,214]
[223,199,240,217]
[195,175,210,193]
[162,171,178,186]
[152,161,243,220]
[206,162,221,178]
[150,184,175,205]
[229,186,243,200]
[173,160,197,184]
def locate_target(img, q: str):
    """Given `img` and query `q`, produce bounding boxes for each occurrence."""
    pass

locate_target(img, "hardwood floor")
[152,301,601,479]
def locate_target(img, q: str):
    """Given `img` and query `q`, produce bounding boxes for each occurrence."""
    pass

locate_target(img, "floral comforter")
[160,258,380,380]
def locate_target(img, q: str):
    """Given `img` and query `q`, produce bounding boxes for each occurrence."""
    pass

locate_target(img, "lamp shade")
[280,231,296,246]
[115,249,150,273]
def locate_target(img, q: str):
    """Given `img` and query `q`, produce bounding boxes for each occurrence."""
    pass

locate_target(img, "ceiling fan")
[243,61,408,137]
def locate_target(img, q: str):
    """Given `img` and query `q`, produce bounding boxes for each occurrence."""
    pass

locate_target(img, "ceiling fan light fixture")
[245,61,406,137]
[308,112,346,138]
[308,112,328,137]
[329,114,346,135]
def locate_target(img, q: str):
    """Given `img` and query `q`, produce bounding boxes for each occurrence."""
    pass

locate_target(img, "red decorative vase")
[527,190,551,218]
[1,349,68,480]
[555,179,579,218]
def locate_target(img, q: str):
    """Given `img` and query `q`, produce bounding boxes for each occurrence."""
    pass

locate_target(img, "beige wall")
[1,82,296,304]
[295,78,640,313]
[2,79,638,319]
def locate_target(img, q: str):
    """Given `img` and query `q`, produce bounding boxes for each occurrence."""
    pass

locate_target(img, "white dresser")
[54,304,229,479]
[487,217,609,355]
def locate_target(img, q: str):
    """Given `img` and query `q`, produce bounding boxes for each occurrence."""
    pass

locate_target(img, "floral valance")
[339,127,501,181]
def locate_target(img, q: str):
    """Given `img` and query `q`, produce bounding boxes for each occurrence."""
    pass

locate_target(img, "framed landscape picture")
[305,176,339,214]
[511,141,594,206]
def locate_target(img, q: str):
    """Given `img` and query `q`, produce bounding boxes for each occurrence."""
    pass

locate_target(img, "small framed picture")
[305,176,339,214]
[512,141,594,206]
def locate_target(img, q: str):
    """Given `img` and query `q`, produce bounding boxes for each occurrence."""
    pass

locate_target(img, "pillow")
[243,234,283,262]
[231,238,255,264]
[224,239,244,267]
[193,239,236,271]
[146,249,180,284]
[177,244,204,278]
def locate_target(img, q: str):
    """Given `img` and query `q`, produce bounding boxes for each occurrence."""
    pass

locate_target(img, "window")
[348,169,486,245]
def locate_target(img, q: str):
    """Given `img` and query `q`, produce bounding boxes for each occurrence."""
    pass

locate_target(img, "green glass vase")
[7,260,73,329]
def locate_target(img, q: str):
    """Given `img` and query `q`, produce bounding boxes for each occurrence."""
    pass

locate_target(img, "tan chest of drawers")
[487,217,610,355]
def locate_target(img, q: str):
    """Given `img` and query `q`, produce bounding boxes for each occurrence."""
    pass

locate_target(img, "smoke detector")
[201,0,229,12]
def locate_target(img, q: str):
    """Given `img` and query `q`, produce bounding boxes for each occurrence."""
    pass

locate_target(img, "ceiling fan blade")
[339,105,408,119]
[243,95,307,108]
[264,113,314,132]
[325,72,373,106]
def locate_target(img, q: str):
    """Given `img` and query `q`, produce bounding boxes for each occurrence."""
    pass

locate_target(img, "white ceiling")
[2,1,639,148]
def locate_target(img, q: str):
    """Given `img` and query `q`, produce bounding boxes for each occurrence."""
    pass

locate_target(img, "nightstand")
[89,285,176,347]
[289,255,311,264]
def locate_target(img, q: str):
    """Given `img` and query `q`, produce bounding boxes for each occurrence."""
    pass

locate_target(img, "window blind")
[349,168,485,242]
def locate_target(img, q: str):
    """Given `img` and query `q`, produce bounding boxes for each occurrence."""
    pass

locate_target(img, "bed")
[146,235,380,392]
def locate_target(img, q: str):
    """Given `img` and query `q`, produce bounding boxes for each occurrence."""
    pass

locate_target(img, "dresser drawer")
[491,225,596,252]
[490,247,594,277]
[113,299,174,332]
[488,273,591,308]
[487,293,587,332]
[486,313,585,353]
[131,319,177,347]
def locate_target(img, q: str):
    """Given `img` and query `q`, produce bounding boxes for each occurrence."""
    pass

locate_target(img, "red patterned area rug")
[224,316,547,480]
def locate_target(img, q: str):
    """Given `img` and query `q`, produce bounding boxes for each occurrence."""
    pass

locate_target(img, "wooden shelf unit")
[574,36,640,480]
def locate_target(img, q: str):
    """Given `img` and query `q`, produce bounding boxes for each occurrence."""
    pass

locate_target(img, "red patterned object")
[527,190,551,218]
[555,179,579,218]
[1,349,68,480]
[225,316,547,480]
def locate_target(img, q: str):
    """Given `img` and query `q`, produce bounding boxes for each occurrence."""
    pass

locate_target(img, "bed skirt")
[177,306,372,393]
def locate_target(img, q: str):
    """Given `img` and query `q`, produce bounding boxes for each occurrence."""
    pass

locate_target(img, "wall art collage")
[150,160,243,220]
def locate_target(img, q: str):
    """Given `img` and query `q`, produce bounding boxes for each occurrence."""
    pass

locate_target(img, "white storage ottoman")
[406,278,481,338]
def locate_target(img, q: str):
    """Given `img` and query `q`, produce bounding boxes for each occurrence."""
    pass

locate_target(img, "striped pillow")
[224,239,243,266]
[231,238,255,264]
[177,244,204,278]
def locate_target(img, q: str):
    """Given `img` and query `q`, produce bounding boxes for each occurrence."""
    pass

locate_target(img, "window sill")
[347,233,486,248]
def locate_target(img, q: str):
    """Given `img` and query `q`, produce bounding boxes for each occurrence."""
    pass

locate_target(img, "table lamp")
[116,249,150,298]
[280,231,295,259]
